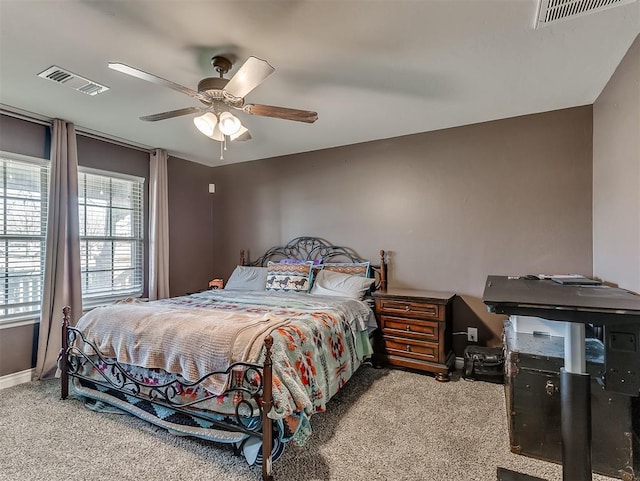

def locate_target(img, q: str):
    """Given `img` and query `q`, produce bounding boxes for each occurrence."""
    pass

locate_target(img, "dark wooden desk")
[483,275,640,481]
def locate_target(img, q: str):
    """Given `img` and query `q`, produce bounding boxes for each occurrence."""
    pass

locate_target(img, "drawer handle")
[545,380,556,396]
[405,325,411,331]
[406,345,411,352]
[405,305,410,311]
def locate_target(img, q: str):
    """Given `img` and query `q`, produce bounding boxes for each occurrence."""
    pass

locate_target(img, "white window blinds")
[78,168,144,305]
[0,153,49,321]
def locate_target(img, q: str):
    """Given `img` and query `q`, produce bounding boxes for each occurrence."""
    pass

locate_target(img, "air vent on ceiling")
[37,66,109,96]
[535,0,638,28]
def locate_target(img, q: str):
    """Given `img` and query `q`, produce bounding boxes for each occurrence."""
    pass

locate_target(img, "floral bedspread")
[76,290,375,444]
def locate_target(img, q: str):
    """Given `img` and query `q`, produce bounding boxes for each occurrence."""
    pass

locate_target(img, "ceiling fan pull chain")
[220,141,224,161]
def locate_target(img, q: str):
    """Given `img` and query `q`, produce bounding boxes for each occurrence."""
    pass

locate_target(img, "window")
[78,168,144,305]
[0,152,49,322]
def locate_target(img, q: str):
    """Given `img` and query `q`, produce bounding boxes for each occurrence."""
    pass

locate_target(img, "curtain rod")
[1,105,50,126]
[1,105,153,154]
[76,129,152,154]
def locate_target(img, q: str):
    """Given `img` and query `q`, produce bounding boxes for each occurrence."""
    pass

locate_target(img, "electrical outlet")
[467,327,478,343]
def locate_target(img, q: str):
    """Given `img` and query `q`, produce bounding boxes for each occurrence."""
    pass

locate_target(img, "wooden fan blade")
[140,107,205,122]
[242,104,318,123]
[224,56,275,99]
[108,62,210,102]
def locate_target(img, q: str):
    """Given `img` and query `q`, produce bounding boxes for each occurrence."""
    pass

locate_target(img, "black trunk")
[504,321,640,480]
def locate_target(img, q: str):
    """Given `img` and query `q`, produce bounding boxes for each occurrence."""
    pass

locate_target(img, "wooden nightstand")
[373,288,455,381]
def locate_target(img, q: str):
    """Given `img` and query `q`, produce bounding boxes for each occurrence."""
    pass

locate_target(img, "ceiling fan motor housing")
[197,77,228,100]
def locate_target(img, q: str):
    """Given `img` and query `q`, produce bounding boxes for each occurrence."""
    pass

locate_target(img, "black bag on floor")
[463,346,504,383]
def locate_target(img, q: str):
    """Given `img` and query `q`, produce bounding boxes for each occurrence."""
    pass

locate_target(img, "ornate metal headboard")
[240,236,387,291]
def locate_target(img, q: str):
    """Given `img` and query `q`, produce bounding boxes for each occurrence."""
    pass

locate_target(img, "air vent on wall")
[535,0,638,28]
[37,66,109,96]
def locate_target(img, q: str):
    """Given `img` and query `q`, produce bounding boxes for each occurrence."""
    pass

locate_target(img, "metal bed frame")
[60,236,387,481]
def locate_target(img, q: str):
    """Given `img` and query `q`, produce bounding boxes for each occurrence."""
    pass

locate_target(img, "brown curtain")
[148,148,170,300]
[34,119,82,380]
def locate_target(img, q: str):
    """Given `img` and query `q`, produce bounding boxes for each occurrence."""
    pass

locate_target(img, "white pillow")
[225,266,268,291]
[310,269,375,299]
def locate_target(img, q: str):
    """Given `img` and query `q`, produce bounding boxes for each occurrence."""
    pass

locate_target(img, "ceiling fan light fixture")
[209,123,225,142]
[193,112,218,137]
[108,56,317,161]
[230,125,251,142]
[218,111,242,136]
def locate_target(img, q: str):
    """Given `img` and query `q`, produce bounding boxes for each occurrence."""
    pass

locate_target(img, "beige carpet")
[0,367,617,481]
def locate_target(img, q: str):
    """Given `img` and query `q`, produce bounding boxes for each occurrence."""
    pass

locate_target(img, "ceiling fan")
[108,55,318,153]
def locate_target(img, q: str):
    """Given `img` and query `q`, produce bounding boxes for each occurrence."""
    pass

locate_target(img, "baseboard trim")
[0,368,34,390]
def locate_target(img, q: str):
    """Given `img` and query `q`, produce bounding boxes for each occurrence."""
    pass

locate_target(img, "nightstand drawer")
[377,299,441,320]
[380,315,439,341]
[383,335,438,362]
[372,289,454,381]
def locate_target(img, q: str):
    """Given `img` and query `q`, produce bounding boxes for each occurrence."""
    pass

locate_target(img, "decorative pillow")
[265,261,314,292]
[310,269,375,299]
[320,261,370,278]
[225,266,268,291]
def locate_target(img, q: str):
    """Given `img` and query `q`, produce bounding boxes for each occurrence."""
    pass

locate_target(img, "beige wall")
[593,34,640,293]
[167,157,216,297]
[211,106,594,353]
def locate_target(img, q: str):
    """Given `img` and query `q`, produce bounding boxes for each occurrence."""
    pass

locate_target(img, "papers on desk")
[526,274,603,285]
[549,275,602,286]
[508,274,603,286]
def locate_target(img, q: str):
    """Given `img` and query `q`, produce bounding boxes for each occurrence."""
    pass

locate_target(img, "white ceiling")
[1,1,638,167]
